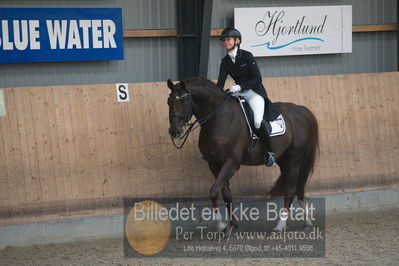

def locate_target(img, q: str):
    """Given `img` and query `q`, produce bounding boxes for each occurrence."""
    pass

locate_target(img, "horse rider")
[216,27,278,167]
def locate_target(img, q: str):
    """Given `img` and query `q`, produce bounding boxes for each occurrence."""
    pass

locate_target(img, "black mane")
[182,77,226,98]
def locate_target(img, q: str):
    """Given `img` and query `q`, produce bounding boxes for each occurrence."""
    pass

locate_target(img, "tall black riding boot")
[255,120,276,167]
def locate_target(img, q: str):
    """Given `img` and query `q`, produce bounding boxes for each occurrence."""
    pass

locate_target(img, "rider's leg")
[244,90,276,167]
[238,89,263,129]
[256,121,276,166]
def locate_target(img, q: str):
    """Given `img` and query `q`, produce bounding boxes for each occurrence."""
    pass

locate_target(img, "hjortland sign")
[235,5,352,57]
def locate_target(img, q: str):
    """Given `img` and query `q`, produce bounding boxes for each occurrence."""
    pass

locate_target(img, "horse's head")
[167,79,193,139]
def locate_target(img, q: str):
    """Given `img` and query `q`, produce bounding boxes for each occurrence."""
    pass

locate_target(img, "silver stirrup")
[266,152,276,166]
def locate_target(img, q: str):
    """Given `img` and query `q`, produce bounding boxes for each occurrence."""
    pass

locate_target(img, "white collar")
[228,46,238,62]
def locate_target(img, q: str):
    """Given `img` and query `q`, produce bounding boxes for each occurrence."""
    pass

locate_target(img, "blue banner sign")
[0,8,124,63]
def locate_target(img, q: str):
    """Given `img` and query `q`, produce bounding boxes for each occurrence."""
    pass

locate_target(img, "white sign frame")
[0,89,6,117]
[235,5,352,57]
[116,83,130,102]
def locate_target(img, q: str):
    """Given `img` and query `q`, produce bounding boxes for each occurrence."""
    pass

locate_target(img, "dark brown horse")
[167,77,319,232]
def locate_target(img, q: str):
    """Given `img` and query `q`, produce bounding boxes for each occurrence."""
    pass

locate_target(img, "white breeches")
[235,89,265,129]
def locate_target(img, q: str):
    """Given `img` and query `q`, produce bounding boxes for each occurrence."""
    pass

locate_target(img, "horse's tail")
[267,107,319,199]
[296,109,319,199]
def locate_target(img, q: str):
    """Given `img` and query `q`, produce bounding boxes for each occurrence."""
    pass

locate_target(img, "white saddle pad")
[269,114,286,137]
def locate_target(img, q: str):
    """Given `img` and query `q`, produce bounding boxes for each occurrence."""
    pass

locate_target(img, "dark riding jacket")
[216,49,269,98]
[216,48,280,120]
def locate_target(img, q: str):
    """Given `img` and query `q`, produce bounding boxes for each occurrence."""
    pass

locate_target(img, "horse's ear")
[179,80,186,91]
[167,79,174,90]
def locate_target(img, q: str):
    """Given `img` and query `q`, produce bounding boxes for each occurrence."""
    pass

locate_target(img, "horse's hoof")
[230,226,238,235]
[217,222,227,232]
[229,219,238,230]
[273,219,287,232]
[227,232,237,240]
[273,226,287,232]
[303,225,313,231]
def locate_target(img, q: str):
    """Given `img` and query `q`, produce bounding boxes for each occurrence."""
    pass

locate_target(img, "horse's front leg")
[222,181,238,234]
[209,159,237,232]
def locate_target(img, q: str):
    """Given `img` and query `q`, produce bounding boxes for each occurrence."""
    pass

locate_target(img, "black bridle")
[168,91,192,127]
[168,90,232,149]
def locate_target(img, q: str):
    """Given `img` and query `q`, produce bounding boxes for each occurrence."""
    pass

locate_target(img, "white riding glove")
[228,84,241,94]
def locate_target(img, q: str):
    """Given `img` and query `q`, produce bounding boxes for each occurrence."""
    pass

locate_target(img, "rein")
[171,92,232,149]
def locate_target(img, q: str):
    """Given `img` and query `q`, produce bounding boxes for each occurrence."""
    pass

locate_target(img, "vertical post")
[198,0,213,78]
[176,0,213,79]
[176,0,198,79]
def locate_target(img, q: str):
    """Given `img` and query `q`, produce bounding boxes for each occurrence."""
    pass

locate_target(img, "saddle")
[234,96,286,139]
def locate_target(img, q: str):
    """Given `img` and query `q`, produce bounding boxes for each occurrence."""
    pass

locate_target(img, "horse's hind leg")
[297,189,314,229]
[273,197,295,232]
[273,158,301,232]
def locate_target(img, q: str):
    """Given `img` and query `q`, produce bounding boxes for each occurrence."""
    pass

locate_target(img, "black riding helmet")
[220,27,242,42]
